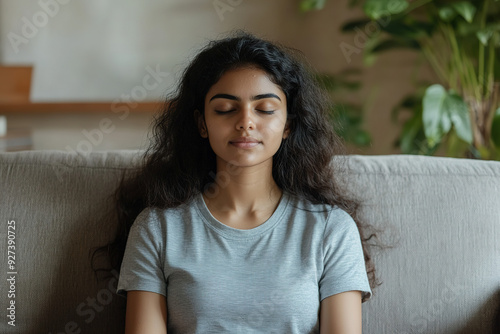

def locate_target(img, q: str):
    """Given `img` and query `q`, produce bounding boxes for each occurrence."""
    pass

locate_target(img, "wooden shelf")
[0,101,163,113]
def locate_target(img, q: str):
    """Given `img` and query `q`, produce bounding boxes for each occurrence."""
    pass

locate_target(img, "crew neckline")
[195,190,290,239]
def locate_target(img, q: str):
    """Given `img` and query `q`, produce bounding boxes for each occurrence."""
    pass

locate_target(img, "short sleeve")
[116,207,166,298]
[319,207,372,302]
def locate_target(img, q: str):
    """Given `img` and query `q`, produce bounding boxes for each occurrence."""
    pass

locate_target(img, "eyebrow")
[209,93,281,102]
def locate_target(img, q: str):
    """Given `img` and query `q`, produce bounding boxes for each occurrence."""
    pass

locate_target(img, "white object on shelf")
[0,128,33,152]
[0,116,6,136]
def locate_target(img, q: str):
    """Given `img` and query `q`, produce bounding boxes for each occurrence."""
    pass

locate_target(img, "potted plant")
[301,0,500,160]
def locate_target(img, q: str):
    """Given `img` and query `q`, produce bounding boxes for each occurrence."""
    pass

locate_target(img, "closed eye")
[214,109,275,114]
[214,109,236,114]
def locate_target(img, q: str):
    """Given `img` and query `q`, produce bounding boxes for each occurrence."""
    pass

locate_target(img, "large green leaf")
[446,93,473,144]
[452,1,477,23]
[423,85,473,146]
[492,108,500,148]
[363,0,409,20]
[422,84,452,146]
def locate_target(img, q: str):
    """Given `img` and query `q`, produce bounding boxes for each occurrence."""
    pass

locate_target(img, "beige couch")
[1,150,499,333]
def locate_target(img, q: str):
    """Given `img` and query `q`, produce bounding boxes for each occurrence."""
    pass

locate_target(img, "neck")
[202,158,282,216]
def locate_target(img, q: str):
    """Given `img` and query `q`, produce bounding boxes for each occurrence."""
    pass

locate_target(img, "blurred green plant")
[301,0,500,160]
[315,69,372,147]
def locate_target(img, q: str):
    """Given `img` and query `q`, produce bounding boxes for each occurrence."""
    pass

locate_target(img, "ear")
[194,110,208,138]
[283,118,291,139]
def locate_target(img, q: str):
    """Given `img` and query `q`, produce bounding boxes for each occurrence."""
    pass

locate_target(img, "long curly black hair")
[91,30,382,302]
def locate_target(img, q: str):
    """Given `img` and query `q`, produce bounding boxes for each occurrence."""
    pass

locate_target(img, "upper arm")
[319,290,362,334]
[125,290,167,334]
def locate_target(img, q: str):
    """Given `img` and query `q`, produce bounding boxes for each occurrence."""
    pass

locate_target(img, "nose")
[235,106,255,130]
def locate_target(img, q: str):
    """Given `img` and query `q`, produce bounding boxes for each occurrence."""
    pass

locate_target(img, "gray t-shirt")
[117,190,372,333]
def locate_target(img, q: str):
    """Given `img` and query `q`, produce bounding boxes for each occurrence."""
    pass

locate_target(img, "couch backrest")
[1,151,499,333]
[1,150,141,334]
[346,154,500,334]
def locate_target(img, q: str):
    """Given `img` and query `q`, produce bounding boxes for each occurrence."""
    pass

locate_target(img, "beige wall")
[1,0,431,154]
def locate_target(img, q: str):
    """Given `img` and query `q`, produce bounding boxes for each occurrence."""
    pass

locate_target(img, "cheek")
[205,118,223,134]
[205,120,229,145]
[262,118,288,139]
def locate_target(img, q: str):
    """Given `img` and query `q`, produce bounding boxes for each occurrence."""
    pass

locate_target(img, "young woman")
[94,31,380,333]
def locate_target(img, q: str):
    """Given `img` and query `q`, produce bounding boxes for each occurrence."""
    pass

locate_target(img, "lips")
[229,137,261,144]
[229,137,261,149]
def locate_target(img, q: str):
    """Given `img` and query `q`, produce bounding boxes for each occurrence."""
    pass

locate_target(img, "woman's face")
[196,66,290,169]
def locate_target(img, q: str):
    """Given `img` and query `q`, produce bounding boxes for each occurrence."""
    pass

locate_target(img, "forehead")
[206,67,285,99]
